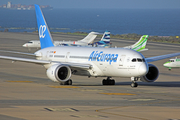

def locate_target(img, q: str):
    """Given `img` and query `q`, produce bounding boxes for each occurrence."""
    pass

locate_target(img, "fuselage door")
[119,55,126,66]
[46,51,54,60]
[66,52,70,62]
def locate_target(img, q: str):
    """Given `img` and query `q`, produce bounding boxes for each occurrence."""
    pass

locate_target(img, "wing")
[0,55,50,64]
[61,62,92,70]
[0,50,36,56]
[0,55,92,70]
[146,52,180,63]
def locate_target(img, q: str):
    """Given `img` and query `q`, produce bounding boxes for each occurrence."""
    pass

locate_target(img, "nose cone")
[138,63,148,76]
[22,44,27,47]
[163,62,170,67]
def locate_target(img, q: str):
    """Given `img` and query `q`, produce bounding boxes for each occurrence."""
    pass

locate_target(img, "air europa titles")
[88,51,118,64]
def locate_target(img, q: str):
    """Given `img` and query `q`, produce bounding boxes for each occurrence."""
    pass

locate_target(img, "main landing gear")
[60,79,72,85]
[131,77,139,87]
[102,77,115,85]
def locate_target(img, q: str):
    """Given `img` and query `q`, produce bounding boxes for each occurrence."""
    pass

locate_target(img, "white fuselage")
[35,46,148,77]
[163,58,180,68]
[23,40,40,48]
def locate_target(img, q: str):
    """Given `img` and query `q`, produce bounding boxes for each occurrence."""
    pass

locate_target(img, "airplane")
[1,4,180,88]
[22,31,99,48]
[163,57,180,70]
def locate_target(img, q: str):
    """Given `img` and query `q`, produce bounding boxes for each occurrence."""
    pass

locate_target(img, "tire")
[111,79,115,85]
[102,79,107,85]
[131,82,138,87]
[60,82,66,85]
[67,79,72,85]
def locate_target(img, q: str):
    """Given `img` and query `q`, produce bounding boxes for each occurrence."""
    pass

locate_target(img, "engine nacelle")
[140,64,159,82]
[46,64,71,82]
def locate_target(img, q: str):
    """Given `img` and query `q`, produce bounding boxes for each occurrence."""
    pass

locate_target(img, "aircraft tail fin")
[100,31,110,44]
[35,4,54,49]
[90,31,111,47]
[124,35,148,52]
[79,32,99,44]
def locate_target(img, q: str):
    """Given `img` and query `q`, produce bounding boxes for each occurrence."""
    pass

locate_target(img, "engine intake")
[46,64,71,82]
[140,64,159,82]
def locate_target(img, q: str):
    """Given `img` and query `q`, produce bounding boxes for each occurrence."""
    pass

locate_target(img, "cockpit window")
[132,58,145,62]
[137,58,142,62]
[132,58,136,62]
[170,60,174,62]
[28,41,33,43]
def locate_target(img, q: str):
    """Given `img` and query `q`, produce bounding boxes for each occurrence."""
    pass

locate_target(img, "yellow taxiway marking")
[7,81,33,83]
[49,86,80,88]
[100,93,136,95]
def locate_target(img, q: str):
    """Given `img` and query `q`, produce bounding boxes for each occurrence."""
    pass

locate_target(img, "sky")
[0,0,180,9]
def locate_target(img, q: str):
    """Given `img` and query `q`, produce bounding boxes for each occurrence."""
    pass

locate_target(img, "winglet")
[35,4,54,49]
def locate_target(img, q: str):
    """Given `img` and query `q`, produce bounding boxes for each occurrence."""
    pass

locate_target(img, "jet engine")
[140,64,159,82]
[46,64,71,82]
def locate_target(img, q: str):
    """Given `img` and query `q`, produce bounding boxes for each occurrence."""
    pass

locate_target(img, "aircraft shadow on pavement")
[160,72,180,77]
[2,72,180,87]
[115,81,180,87]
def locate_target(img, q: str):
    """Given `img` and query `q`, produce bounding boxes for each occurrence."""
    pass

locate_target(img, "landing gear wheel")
[102,79,107,85]
[110,79,115,85]
[131,82,138,88]
[60,79,73,85]
[67,79,72,85]
[60,82,66,85]
[102,78,115,85]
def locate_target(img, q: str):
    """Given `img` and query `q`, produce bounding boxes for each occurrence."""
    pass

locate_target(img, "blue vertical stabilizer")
[35,4,54,49]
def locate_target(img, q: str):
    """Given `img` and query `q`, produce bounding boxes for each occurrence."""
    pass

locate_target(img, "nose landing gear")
[131,77,139,87]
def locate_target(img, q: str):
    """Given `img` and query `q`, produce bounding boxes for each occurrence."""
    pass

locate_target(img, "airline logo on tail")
[91,31,111,47]
[132,35,148,52]
[39,25,46,38]
[123,35,148,52]
[101,31,110,43]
